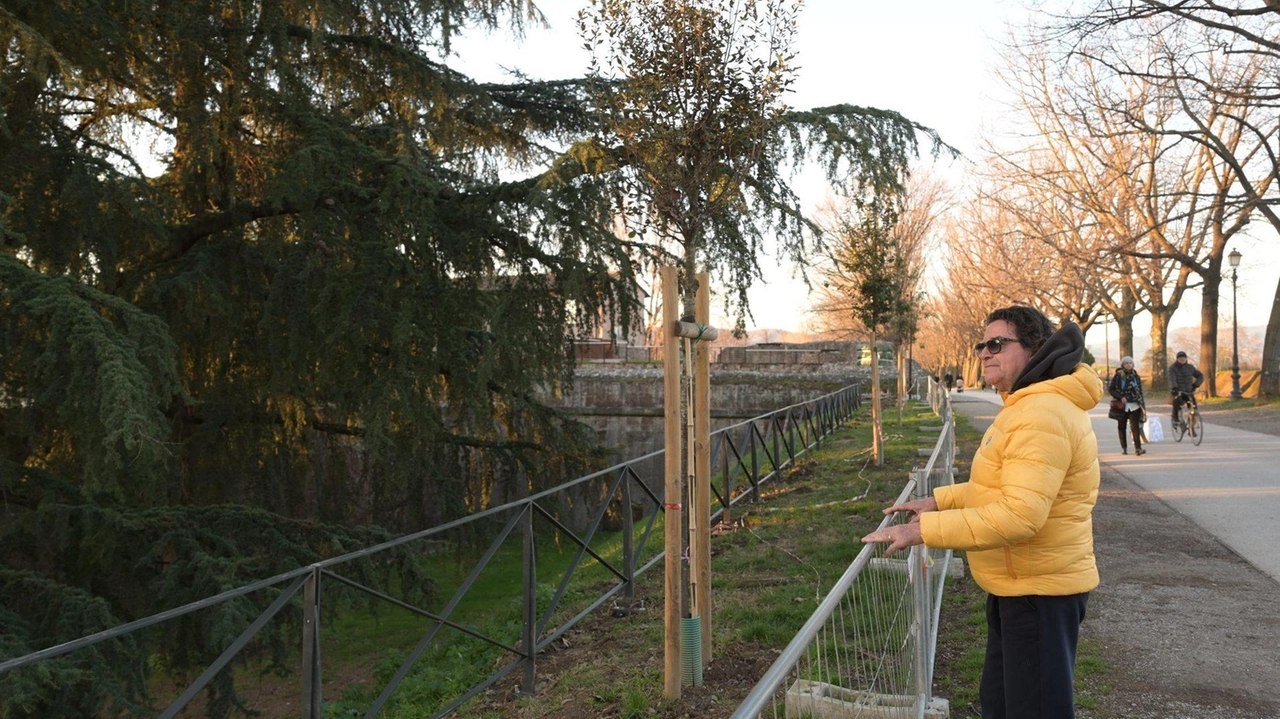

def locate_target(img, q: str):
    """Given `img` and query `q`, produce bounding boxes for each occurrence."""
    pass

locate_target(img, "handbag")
[1108,397,1126,420]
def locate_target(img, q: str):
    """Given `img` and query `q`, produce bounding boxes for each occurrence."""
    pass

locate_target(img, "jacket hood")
[1010,322,1085,393]
[1007,363,1104,410]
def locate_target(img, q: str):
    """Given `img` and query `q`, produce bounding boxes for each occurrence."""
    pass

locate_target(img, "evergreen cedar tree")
[0,0,944,714]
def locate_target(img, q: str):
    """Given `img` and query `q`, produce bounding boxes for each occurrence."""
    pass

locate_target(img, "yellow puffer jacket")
[920,364,1103,597]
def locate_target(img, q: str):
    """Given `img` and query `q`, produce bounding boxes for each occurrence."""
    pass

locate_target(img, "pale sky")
[450,0,1278,336]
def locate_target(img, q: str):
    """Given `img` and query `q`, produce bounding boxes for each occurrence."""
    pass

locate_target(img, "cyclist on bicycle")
[1168,350,1204,428]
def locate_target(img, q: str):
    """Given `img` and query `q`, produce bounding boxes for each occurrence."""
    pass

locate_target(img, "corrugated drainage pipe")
[681,616,704,687]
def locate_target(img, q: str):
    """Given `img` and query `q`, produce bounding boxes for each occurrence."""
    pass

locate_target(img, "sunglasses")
[974,337,1023,355]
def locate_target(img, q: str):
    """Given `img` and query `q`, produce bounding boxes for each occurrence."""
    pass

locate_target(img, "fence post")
[622,474,635,608]
[772,415,781,473]
[522,505,537,694]
[301,565,322,719]
[909,470,932,716]
[722,434,731,525]
[786,411,796,463]
[750,427,760,504]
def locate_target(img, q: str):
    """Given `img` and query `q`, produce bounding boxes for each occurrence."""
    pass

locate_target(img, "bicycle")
[1171,391,1204,446]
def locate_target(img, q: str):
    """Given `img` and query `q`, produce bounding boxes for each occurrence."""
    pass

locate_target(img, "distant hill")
[716,328,820,345]
[1086,324,1266,372]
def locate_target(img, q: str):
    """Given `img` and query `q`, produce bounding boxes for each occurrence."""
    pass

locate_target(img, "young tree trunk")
[1200,268,1222,396]
[870,330,883,466]
[1148,310,1174,392]
[1259,276,1280,399]
[896,344,906,426]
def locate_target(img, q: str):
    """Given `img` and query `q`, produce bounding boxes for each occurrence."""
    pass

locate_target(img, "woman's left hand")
[861,522,924,556]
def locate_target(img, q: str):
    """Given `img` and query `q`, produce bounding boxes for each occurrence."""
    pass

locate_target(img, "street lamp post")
[1229,248,1243,400]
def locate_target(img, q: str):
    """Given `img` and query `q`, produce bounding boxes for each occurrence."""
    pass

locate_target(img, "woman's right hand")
[881,496,939,523]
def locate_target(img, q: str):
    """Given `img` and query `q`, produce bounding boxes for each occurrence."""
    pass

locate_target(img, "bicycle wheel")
[1190,410,1203,446]
[1173,407,1187,442]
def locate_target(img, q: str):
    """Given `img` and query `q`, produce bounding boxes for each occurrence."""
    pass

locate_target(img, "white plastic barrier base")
[785,679,950,719]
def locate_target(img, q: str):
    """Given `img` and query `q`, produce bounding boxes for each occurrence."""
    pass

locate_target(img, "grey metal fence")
[0,385,861,719]
[729,380,956,719]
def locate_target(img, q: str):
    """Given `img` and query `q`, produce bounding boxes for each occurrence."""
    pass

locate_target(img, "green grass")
[1074,639,1111,710]
[932,562,988,714]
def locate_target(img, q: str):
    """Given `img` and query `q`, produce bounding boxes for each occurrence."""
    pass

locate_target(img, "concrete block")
[785,679,950,718]
[919,425,942,432]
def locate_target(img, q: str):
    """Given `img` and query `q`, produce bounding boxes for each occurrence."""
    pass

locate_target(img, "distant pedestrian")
[1108,356,1146,455]
[943,372,955,392]
[862,305,1101,719]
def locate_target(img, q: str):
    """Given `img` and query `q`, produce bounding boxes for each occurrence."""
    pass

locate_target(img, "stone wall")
[549,364,876,464]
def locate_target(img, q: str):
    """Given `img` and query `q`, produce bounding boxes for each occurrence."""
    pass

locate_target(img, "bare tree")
[1060,1,1280,394]
[978,25,1268,388]
[915,274,1000,389]
[1058,19,1273,392]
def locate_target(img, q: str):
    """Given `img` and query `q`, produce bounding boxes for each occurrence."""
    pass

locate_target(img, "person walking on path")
[1168,351,1203,426]
[861,305,1102,719]
[1108,356,1146,455]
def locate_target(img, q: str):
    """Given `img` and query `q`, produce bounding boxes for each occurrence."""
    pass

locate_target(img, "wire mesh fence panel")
[731,389,957,719]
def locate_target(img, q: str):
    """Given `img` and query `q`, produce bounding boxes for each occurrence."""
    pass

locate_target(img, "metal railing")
[729,379,956,719]
[0,384,861,719]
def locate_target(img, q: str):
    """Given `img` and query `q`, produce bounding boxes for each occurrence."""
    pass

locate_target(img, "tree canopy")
[1,0,635,713]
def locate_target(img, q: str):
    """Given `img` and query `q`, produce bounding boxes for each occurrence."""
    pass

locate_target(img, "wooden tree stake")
[694,272,712,665]
[661,267,682,700]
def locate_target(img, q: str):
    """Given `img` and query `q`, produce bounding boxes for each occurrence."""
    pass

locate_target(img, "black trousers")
[980,592,1089,719]
[1171,394,1194,424]
[1116,411,1142,450]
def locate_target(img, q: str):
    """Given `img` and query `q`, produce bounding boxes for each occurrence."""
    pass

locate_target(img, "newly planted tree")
[818,195,912,465]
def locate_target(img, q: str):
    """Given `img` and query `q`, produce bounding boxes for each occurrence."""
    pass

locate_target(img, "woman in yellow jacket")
[864,306,1102,719]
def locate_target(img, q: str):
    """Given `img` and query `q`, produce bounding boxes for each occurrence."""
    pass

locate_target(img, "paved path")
[1091,404,1280,583]
[948,389,1280,718]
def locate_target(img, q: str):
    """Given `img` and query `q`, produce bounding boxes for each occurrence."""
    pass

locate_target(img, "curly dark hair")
[985,306,1055,354]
